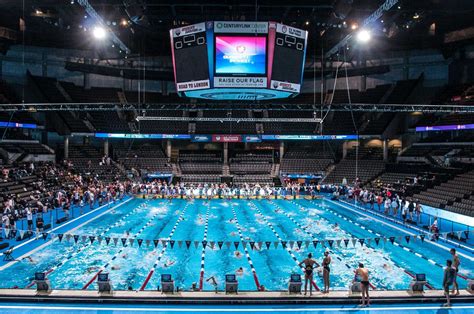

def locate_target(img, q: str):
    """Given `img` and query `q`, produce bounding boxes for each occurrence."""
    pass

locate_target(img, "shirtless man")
[298,253,319,296]
[355,263,370,307]
[450,248,460,295]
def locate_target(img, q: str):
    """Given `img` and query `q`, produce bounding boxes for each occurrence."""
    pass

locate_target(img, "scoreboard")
[170,21,308,100]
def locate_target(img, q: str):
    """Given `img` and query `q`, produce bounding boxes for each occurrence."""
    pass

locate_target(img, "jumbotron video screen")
[170,21,308,100]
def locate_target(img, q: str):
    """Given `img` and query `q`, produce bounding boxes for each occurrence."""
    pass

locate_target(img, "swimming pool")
[0,198,472,291]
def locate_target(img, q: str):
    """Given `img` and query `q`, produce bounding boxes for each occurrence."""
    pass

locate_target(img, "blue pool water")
[0,198,472,291]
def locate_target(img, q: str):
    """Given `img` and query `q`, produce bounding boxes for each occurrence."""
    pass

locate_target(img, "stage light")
[413,13,420,19]
[92,26,107,40]
[120,19,128,27]
[356,29,371,43]
[351,23,358,30]
[305,21,310,25]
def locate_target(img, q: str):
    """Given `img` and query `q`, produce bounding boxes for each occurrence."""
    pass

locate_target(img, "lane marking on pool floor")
[308,200,437,289]
[326,199,474,262]
[338,199,474,255]
[82,201,164,290]
[248,202,320,292]
[270,200,378,290]
[0,198,134,272]
[139,203,191,291]
[230,203,262,291]
[198,204,211,291]
[0,198,133,259]
[0,304,473,312]
[24,200,149,288]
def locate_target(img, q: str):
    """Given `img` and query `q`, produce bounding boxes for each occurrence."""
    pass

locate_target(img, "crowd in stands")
[1,161,133,237]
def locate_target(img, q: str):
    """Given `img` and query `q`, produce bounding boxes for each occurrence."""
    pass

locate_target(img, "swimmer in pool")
[111,265,121,270]
[206,276,218,292]
[234,251,242,259]
[236,267,244,276]
[383,263,392,272]
[164,260,175,267]
[22,256,35,264]
[122,254,128,259]
[86,266,99,273]
[334,223,340,231]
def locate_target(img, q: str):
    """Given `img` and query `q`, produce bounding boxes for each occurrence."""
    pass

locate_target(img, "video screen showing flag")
[215,36,266,75]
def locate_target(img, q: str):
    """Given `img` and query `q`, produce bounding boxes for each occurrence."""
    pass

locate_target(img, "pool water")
[0,198,472,291]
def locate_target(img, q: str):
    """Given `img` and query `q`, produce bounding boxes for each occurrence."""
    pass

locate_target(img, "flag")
[209,241,215,249]
[281,241,287,248]
[105,237,111,245]
[153,240,159,248]
[146,240,151,247]
[351,239,357,247]
[58,233,64,242]
[265,241,271,249]
[336,240,341,247]
[170,240,175,249]
[389,236,395,244]
[296,241,303,249]
[343,239,349,247]
[113,238,119,246]
[374,238,380,246]
[42,232,48,240]
[405,236,410,244]
[89,236,95,244]
[358,239,365,246]
[202,241,207,249]
[289,241,294,249]
[121,238,127,246]
[194,241,199,249]
[327,240,334,248]
[129,238,135,246]
[185,240,191,249]
[313,240,319,248]
[73,235,79,243]
[274,241,279,249]
[225,242,231,249]
[218,241,223,249]
[178,241,183,249]
[249,242,255,250]
[137,239,143,247]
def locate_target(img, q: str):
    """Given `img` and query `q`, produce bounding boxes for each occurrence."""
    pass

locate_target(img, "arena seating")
[323,159,385,185]
[179,151,223,175]
[280,149,333,175]
[67,145,123,182]
[414,170,474,216]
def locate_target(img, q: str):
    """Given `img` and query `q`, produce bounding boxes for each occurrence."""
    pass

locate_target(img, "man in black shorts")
[299,253,319,296]
[355,263,370,307]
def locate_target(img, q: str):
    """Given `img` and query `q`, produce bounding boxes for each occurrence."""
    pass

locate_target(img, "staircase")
[222,164,230,176]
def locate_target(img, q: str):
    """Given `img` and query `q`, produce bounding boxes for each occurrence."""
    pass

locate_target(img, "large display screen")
[215,36,266,75]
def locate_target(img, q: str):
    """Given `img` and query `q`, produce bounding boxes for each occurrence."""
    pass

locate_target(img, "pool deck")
[0,288,473,305]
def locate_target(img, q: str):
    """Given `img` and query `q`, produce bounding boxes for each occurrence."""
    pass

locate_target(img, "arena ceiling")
[0,0,473,58]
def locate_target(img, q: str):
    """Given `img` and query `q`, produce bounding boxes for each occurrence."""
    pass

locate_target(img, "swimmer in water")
[111,265,121,270]
[236,267,244,276]
[206,276,218,293]
[22,256,35,264]
[383,263,392,272]
[234,251,242,259]
[334,223,340,231]
[122,254,128,259]
[164,260,175,267]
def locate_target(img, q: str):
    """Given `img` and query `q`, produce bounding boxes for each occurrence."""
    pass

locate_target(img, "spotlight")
[351,23,358,30]
[305,21,310,25]
[120,19,128,27]
[70,0,75,4]
[356,29,371,43]
[92,26,107,40]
